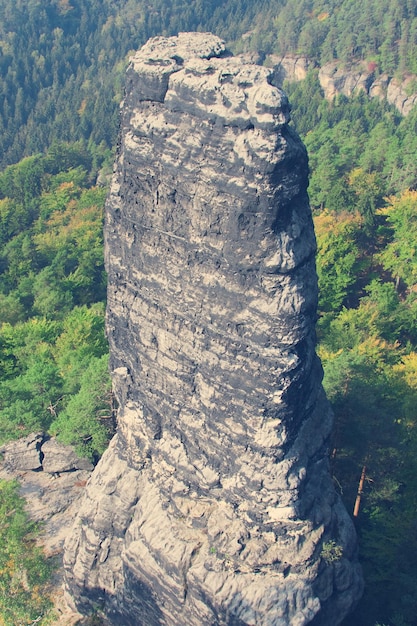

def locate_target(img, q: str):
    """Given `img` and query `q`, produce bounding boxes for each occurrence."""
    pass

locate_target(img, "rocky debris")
[42,439,94,474]
[1,432,44,471]
[1,433,93,475]
[64,33,363,625]
[0,436,92,626]
[0,434,93,557]
[272,55,417,116]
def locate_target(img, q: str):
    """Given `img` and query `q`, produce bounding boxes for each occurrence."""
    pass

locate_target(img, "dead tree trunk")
[353,465,367,518]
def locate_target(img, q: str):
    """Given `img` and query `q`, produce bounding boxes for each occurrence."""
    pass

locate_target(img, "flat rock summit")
[64,33,363,625]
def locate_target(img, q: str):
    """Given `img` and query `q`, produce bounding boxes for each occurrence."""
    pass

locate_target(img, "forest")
[0,0,417,624]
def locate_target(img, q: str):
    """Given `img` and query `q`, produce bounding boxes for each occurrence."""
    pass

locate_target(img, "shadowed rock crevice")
[64,33,363,625]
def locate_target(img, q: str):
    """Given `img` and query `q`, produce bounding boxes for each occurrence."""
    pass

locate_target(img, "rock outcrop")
[64,33,363,625]
[317,62,417,115]
[272,56,315,85]
[1,433,93,475]
[271,54,417,116]
[0,434,93,557]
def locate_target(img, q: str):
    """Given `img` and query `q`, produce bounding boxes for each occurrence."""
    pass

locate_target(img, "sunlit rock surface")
[272,54,417,116]
[64,32,363,626]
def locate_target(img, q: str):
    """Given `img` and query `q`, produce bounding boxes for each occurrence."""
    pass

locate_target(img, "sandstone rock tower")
[64,33,363,625]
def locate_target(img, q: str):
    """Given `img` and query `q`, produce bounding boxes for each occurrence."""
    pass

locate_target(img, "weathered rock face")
[0,434,93,558]
[64,33,363,625]
[0,433,93,475]
[271,54,417,116]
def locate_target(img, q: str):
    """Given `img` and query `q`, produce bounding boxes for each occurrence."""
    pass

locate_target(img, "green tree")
[51,354,112,461]
[379,190,417,289]
[315,210,365,315]
[0,479,54,625]
[0,319,62,442]
[349,168,383,228]
[53,303,107,394]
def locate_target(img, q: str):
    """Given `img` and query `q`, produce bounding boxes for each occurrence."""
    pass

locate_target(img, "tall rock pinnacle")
[64,33,363,625]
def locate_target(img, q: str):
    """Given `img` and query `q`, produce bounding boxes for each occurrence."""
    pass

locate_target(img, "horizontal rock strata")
[64,33,363,625]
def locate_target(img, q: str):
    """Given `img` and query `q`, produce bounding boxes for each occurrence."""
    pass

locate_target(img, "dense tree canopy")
[1,0,417,168]
[0,145,112,460]
[1,1,417,624]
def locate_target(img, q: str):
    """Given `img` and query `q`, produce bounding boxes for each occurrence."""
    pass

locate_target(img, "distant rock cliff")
[273,54,417,116]
[64,33,363,625]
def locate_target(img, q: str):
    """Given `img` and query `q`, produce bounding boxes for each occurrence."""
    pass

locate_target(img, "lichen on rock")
[63,32,363,625]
